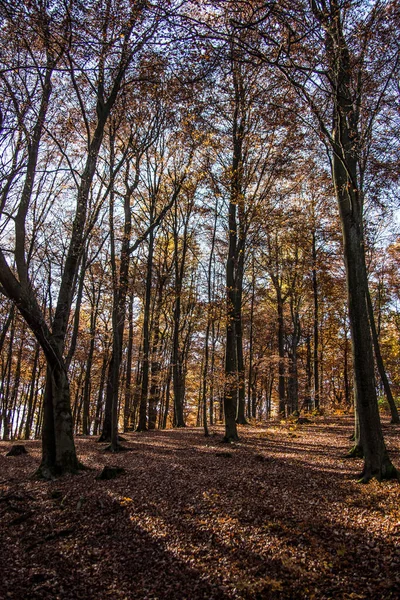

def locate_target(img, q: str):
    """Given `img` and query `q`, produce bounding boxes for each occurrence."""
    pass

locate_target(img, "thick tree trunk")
[309,0,397,482]
[37,362,80,479]
[334,158,395,481]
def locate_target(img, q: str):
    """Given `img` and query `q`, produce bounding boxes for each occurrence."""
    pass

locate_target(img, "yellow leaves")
[120,496,133,506]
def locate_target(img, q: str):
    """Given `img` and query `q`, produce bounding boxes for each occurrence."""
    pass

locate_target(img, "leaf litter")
[0,416,399,599]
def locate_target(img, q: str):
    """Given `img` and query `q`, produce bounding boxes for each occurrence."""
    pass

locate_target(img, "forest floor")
[1,416,400,600]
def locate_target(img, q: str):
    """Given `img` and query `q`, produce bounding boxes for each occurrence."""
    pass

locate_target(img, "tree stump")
[95,466,125,480]
[6,445,28,456]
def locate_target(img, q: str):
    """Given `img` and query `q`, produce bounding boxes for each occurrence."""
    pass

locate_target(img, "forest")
[0,0,400,597]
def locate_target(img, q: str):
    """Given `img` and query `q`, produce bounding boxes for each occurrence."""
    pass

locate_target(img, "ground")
[1,416,400,600]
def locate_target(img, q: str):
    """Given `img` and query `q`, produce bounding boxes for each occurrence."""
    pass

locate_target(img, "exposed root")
[96,466,125,480]
[97,434,126,443]
[357,461,399,484]
[357,474,371,484]
[103,444,131,453]
[344,444,364,459]
[34,459,86,480]
[77,461,91,471]
[221,435,239,443]
[34,465,56,481]
[381,463,399,482]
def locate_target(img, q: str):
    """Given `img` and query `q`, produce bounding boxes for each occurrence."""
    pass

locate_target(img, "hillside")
[1,417,400,600]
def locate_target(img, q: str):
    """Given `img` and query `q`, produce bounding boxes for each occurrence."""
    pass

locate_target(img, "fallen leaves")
[0,416,400,599]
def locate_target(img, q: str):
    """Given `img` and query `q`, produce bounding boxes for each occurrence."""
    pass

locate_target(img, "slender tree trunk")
[235,251,248,424]
[343,325,351,407]
[172,207,187,429]
[124,291,135,431]
[162,363,172,429]
[137,225,155,432]
[305,335,312,412]
[312,232,320,411]
[24,342,40,440]
[277,289,286,416]
[93,349,108,436]
[366,288,399,423]
[247,255,255,419]
[0,303,14,354]
[148,280,164,430]
[202,321,210,436]
[2,313,15,439]
[223,187,239,442]
[65,249,87,370]
[82,288,99,435]
[209,319,216,426]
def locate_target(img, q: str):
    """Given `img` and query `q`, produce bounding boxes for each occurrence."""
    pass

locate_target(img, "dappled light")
[1,417,400,599]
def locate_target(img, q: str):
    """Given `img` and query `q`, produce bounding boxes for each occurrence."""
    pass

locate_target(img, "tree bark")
[366,288,399,423]
[223,181,239,442]
[137,225,155,432]
[312,231,320,411]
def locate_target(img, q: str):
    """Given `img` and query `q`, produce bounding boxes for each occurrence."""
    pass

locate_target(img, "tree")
[0,0,164,476]
[240,0,398,480]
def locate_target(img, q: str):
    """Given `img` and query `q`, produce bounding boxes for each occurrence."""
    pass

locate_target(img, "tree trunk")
[277,289,286,416]
[312,231,320,410]
[223,189,239,442]
[366,288,399,423]
[247,255,255,419]
[38,362,80,479]
[162,363,172,429]
[24,342,40,440]
[310,0,396,482]
[93,349,108,436]
[334,156,395,480]
[137,225,155,432]
[172,203,188,429]
[82,289,99,435]
[148,279,164,430]
[235,251,248,424]
[123,291,135,432]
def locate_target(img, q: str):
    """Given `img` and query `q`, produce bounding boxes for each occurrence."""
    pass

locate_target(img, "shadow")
[1,417,400,599]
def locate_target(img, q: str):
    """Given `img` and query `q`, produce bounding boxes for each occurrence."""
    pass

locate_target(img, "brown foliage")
[1,417,400,599]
